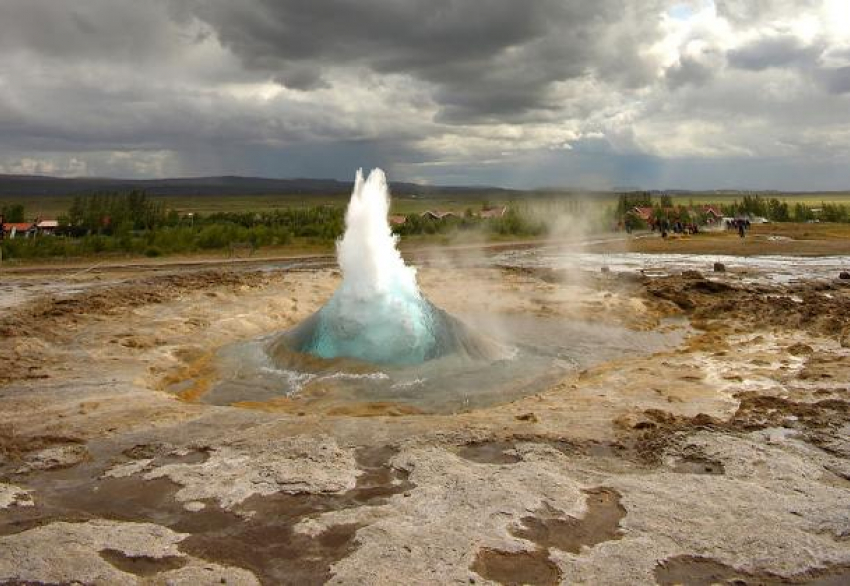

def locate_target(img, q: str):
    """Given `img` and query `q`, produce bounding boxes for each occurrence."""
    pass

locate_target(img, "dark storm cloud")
[818,66,850,94]
[0,0,179,61]
[728,34,823,71]
[192,0,665,121]
[666,52,722,88]
[727,34,850,95]
[0,0,849,188]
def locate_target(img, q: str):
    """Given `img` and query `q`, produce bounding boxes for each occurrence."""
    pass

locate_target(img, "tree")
[1,203,25,222]
[66,191,167,234]
[820,202,849,223]
[767,198,790,222]
[615,192,653,217]
[793,203,815,222]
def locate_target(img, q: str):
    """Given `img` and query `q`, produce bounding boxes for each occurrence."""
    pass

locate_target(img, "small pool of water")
[196,313,686,414]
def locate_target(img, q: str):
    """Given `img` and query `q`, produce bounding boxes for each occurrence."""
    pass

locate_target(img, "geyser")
[268,168,501,365]
[203,183,687,412]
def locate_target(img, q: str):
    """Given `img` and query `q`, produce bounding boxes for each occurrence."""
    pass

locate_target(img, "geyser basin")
[201,315,685,414]
[186,168,687,414]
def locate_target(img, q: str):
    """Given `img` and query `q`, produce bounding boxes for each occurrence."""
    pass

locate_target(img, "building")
[420,210,457,220]
[630,205,723,225]
[701,206,723,223]
[630,207,655,222]
[2,222,36,239]
[36,220,60,235]
[388,215,407,226]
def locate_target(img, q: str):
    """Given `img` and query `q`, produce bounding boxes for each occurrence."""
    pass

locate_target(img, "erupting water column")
[272,168,504,366]
[290,169,439,364]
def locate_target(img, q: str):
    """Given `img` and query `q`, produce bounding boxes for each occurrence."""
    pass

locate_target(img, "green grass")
[0,194,349,218]
[4,190,850,220]
[0,192,533,219]
[668,192,850,207]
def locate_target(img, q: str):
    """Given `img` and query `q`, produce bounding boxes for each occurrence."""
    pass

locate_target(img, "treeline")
[721,195,790,221]
[616,192,850,224]
[0,191,551,260]
[1,192,346,259]
[1,223,301,260]
[721,195,850,222]
[393,207,547,237]
[64,191,167,233]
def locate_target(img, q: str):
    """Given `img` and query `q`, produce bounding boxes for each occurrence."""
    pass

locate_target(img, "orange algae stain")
[156,352,217,403]
[231,397,425,417]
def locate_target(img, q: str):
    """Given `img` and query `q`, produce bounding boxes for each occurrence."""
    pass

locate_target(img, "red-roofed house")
[701,205,723,222]
[2,222,36,239]
[631,207,654,221]
[420,210,457,220]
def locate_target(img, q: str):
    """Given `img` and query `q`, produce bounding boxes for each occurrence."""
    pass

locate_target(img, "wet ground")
[1,245,850,584]
[200,314,685,414]
[495,247,850,285]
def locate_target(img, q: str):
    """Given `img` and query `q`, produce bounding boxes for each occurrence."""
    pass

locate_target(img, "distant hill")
[0,174,513,198]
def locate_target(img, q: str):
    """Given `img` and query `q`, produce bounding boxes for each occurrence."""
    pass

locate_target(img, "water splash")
[276,168,497,365]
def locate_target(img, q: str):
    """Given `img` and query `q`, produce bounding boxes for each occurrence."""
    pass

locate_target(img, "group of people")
[618,217,701,236]
[619,214,752,239]
[655,218,700,238]
[725,218,750,237]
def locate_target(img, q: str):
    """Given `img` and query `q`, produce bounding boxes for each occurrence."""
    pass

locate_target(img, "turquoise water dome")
[268,168,503,366]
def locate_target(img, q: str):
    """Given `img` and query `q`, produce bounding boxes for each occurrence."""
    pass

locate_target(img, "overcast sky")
[1,0,849,189]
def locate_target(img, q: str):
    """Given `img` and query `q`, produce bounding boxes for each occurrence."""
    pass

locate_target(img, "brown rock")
[788,343,815,356]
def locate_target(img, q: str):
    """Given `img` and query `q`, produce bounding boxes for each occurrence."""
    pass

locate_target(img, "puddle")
[511,488,625,554]
[673,456,725,475]
[468,486,627,586]
[472,548,561,586]
[99,549,188,576]
[178,446,412,585]
[0,445,413,585]
[655,555,850,586]
[456,441,521,465]
[121,443,211,466]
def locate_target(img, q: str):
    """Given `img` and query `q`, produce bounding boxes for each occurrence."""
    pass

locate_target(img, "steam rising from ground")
[205,181,687,411]
[275,168,501,365]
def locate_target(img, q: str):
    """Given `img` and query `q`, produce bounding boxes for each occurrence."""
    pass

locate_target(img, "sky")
[1,0,849,190]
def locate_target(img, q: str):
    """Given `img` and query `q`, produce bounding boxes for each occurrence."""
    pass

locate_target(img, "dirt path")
[0,237,583,277]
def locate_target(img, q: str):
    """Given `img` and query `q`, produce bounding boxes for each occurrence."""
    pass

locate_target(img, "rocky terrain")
[1,259,849,585]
